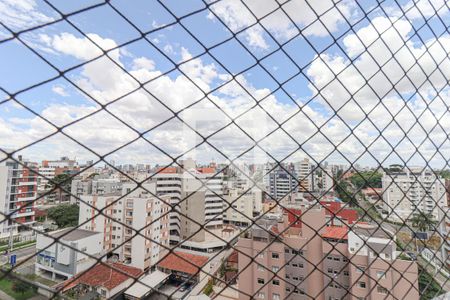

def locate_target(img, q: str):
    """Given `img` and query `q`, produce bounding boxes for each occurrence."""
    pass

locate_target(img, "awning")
[124,270,169,299]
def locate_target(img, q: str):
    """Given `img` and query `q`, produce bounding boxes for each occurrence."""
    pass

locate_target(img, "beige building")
[223,185,263,227]
[78,182,170,271]
[236,204,418,300]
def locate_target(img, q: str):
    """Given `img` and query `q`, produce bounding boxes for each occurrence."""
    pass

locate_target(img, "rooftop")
[321,226,348,240]
[50,227,101,241]
[60,262,143,291]
[158,251,209,275]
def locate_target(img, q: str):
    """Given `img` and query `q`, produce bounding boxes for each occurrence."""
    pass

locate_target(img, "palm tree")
[410,212,435,232]
[46,174,72,203]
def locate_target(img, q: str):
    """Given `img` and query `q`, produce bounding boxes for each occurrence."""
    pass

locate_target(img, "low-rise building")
[58,262,143,299]
[35,227,103,280]
[157,251,209,283]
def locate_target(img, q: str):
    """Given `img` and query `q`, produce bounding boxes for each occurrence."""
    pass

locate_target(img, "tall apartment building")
[236,204,418,300]
[151,159,224,244]
[78,183,170,270]
[295,159,313,192]
[0,156,37,239]
[382,167,446,221]
[268,164,297,200]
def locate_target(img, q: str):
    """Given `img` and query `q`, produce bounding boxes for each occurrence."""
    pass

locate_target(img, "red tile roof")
[156,167,178,174]
[197,167,216,174]
[60,263,143,292]
[158,251,208,275]
[321,226,348,240]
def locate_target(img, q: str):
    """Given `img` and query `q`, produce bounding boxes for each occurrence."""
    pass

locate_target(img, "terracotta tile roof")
[158,251,208,275]
[156,167,178,173]
[60,263,143,292]
[321,226,348,240]
[197,167,216,174]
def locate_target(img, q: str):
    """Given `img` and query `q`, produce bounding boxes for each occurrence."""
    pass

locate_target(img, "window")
[286,287,291,292]
[333,257,340,261]
[285,274,290,279]
[258,253,264,259]
[327,268,333,274]
[377,286,388,294]
[257,278,265,285]
[358,282,366,289]
[272,293,280,300]
[285,248,290,253]
[272,279,280,286]
[292,263,298,267]
[298,263,304,268]
[356,266,365,273]
[343,270,349,276]
[257,264,264,271]
[377,271,386,279]
[272,252,279,259]
[257,292,265,299]
[272,266,279,272]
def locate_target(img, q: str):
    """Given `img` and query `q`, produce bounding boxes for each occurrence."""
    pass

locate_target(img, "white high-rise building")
[295,158,313,192]
[382,167,446,222]
[151,160,224,244]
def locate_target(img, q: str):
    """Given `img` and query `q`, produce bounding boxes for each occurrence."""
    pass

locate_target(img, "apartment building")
[295,159,313,192]
[382,167,446,221]
[151,159,224,244]
[37,157,79,199]
[268,164,297,200]
[236,203,418,300]
[78,183,170,270]
[223,185,263,227]
[0,156,37,239]
[70,175,122,203]
[35,227,103,280]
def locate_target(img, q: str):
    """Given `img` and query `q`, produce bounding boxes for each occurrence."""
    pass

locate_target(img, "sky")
[0,0,450,169]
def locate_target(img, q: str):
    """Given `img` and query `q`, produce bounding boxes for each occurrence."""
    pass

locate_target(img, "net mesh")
[0,0,449,299]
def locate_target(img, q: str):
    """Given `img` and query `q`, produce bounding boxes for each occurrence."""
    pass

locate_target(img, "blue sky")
[1,0,450,168]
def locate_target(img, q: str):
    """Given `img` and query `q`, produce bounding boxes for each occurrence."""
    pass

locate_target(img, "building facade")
[78,183,170,270]
[0,156,37,239]
[382,168,446,221]
[35,228,103,280]
[236,204,418,300]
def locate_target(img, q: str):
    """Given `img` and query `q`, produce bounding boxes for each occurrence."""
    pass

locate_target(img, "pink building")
[236,204,418,300]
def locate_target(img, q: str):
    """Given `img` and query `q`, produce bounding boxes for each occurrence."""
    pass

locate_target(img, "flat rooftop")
[50,227,101,241]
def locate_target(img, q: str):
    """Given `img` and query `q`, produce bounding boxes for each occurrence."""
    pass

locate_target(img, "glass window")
[272,279,280,286]
[257,278,265,284]
[272,252,279,259]
[272,293,280,300]
[358,281,366,288]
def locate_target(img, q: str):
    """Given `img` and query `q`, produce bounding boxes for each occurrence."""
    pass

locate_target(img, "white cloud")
[132,57,155,71]
[208,0,356,49]
[3,12,450,167]
[51,85,69,97]
[0,0,54,31]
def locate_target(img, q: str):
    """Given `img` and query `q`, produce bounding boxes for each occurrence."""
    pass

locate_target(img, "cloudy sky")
[0,0,449,169]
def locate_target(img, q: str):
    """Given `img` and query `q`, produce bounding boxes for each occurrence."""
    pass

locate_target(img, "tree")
[46,174,72,203]
[350,171,382,189]
[410,212,435,232]
[12,280,31,295]
[47,204,79,228]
